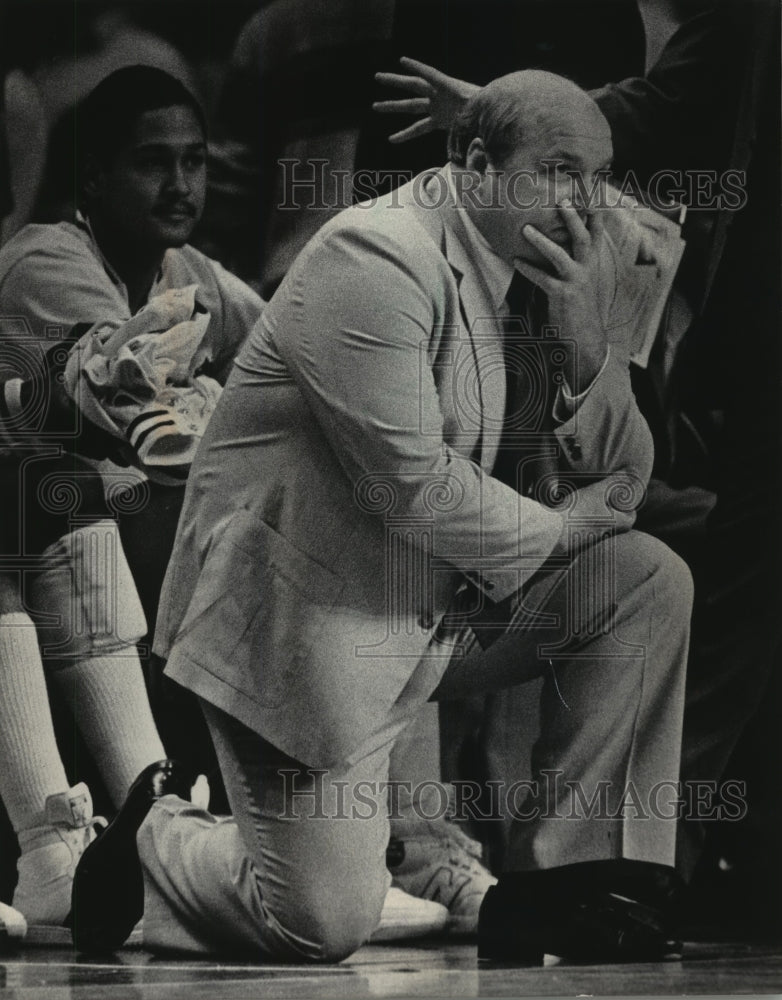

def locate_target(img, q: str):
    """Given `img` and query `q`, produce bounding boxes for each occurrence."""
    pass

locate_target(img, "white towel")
[64,285,223,484]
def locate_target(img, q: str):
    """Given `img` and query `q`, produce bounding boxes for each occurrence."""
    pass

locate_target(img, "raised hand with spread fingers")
[373,57,478,143]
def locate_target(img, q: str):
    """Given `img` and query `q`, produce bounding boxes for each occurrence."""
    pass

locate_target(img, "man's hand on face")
[514,200,608,395]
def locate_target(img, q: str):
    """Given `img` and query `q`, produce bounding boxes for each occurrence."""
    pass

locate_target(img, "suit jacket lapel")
[405,172,507,470]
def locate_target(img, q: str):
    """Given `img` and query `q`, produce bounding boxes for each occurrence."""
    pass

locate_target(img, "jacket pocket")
[173,512,344,707]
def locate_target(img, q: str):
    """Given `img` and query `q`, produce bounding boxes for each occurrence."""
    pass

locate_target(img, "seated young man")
[0,66,264,639]
[0,67,260,937]
[0,65,263,373]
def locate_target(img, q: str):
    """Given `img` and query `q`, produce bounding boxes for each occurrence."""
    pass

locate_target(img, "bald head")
[449,70,610,169]
[448,71,613,267]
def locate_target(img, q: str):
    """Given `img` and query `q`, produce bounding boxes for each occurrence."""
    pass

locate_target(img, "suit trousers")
[138,530,691,959]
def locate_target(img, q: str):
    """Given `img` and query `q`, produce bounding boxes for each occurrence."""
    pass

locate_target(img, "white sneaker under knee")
[13,783,106,926]
[0,902,27,949]
[369,887,448,942]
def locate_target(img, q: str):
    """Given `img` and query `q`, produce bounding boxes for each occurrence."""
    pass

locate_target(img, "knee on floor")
[276,880,387,963]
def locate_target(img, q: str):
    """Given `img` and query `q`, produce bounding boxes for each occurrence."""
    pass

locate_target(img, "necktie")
[450,274,561,650]
[492,272,560,499]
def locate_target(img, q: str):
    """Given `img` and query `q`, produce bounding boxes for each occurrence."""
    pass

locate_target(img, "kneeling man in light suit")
[72,70,692,964]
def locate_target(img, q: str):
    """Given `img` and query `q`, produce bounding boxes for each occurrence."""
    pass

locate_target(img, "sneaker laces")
[434,822,486,865]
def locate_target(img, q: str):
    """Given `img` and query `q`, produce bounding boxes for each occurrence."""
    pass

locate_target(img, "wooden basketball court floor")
[2,937,781,998]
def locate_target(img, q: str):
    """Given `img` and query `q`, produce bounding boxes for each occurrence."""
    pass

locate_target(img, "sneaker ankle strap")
[44,783,93,828]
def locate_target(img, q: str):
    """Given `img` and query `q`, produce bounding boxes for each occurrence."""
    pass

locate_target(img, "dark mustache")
[154,202,197,215]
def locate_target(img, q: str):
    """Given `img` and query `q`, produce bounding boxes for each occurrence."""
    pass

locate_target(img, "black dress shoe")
[71,759,193,954]
[478,860,683,965]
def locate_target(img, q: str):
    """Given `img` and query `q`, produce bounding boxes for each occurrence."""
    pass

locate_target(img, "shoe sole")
[370,912,448,942]
[71,760,192,954]
[25,924,144,948]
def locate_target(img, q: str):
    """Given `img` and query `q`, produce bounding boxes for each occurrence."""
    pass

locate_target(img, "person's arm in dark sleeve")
[591,4,750,178]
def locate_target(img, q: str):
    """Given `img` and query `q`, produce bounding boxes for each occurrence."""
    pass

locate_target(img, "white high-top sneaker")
[13,783,106,926]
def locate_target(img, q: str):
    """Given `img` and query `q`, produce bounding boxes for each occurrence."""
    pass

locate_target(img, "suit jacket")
[154,169,653,767]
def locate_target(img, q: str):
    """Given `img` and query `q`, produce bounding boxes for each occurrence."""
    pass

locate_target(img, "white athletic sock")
[0,614,70,832]
[49,651,167,808]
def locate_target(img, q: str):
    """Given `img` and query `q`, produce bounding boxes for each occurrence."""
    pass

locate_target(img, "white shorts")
[27,519,147,661]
